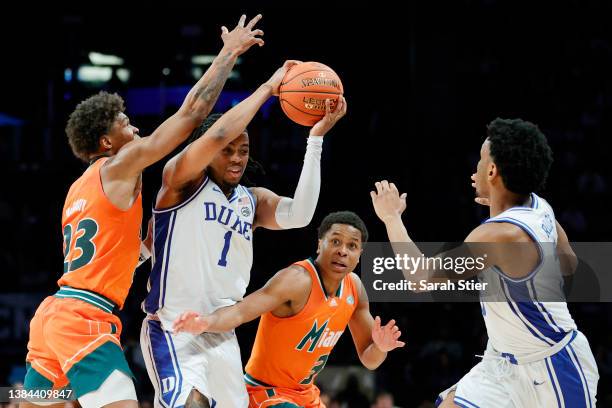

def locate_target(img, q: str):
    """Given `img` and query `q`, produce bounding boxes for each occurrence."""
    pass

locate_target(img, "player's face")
[317,224,363,278]
[471,139,493,198]
[208,132,250,192]
[105,113,140,155]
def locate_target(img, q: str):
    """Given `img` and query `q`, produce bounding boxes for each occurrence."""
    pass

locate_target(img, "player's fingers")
[374,315,381,329]
[384,318,396,328]
[381,180,390,191]
[400,193,407,200]
[251,29,264,37]
[391,325,399,333]
[394,330,401,339]
[324,99,332,115]
[221,26,229,36]
[390,182,398,194]
[246,13,262,29]
[375,182,383,194]
[238,14,247,27]
[396,341,406,347]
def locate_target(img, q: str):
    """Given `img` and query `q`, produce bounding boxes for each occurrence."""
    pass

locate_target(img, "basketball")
[279,61,344,126]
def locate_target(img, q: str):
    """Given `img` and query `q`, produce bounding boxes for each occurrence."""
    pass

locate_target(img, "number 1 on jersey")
[217,231,232,267]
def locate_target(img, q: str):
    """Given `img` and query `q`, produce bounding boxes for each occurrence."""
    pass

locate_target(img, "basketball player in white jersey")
[140,56,347,408]
[370,118,598,407]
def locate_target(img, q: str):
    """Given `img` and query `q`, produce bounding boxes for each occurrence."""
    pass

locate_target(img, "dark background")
[0,2,611,407]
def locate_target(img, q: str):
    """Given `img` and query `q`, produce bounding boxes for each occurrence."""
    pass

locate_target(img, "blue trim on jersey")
[531,192,539,209]
[434,396,443,407]
[144,211,174,314]
[153,177,209,214]
[227,187,239,203]
[569,343,593,408]
[485,217,544,282]
[529,278,564,334]
[166,329,183,407]
[454,396,480,408]
[545,357,563,407]
[504,279,566,342]
[244,186,256,212]
[550,348,588,407]
[160,212,178,308]
[499,277,555,346]
[147,320,184,408]
[144,322,168,408]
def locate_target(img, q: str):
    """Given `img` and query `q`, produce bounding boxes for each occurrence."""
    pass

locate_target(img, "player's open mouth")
[331,261,347,270]
[227,167,243,176]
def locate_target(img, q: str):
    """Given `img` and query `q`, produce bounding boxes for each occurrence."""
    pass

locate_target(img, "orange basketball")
[279,61,344,126]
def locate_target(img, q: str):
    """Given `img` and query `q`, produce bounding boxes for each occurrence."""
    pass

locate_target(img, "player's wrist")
[259,83,274,96]
[371,340,388,354]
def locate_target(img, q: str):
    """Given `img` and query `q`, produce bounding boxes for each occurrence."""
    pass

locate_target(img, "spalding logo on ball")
[279,61,344,126]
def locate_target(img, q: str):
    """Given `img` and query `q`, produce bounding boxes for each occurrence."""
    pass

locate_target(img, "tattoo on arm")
[191,52,234,114]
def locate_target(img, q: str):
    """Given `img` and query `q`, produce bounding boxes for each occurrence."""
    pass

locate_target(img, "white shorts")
[437,331,599,408]
[140,317,248,408]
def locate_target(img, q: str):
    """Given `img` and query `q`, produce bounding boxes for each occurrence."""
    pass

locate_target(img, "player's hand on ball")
[221,14,265,56]
[310,96,347,137]
[173,311,212,335]
[370,180,407,223]
[265,60,302,95]
[372,316,405,352]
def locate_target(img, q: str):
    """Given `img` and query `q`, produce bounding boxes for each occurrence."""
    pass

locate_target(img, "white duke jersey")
[479,192,577,357]
[143,176,256,330]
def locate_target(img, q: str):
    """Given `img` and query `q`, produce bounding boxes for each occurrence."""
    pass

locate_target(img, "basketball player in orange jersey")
[21,14,264,408]
[173,211,405,408]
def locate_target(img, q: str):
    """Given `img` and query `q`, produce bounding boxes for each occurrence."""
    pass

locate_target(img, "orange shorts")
[24,287,133,398]
[247,384,325,408]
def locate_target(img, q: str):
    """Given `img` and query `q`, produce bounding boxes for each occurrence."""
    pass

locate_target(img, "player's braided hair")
[487,118,553,194]
[318,211,369,242]
[65,91,125,162]
[190,113,265,186]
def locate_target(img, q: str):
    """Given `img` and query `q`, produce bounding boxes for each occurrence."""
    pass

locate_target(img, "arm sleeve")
[274,136,323,229]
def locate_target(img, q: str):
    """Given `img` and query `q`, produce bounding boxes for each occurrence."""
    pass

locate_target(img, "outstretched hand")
[310,96,348,137]
[370,180,407,223]
[372,316,405,352]
[221,14,265,56]
[172,311,213,335]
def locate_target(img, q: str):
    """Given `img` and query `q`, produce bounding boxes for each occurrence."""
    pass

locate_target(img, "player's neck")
[313,259,343,298]
[88,151,112,165]
[489,189,532,217]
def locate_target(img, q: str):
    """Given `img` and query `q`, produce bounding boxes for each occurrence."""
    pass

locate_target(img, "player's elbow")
[360,358,382,371]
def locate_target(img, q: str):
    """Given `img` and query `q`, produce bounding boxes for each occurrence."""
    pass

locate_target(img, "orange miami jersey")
[58,157,142,309]
[24,157,142,397]
[245,258,359,407]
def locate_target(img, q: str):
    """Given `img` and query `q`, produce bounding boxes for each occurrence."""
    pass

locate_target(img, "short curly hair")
[487,118,553,194]
[65,91,125,161]
[318,211,369,243]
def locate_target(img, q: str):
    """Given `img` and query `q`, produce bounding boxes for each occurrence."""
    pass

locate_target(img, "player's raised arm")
[105,14,264,180]
[158,60,301,194]
[172,265,310,334]
[371,180,490,289]
[347,273,404,370]
[251,97,347,230]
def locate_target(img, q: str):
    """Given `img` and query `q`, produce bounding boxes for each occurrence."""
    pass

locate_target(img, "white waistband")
[490,330,577,365]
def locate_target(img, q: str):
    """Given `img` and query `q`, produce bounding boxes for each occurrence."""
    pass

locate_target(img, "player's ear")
[487,163,497,180]
[100,135,112,151]
[317,239,321,254]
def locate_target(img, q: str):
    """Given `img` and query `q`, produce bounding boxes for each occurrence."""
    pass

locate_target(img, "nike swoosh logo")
[533,380,545,386]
